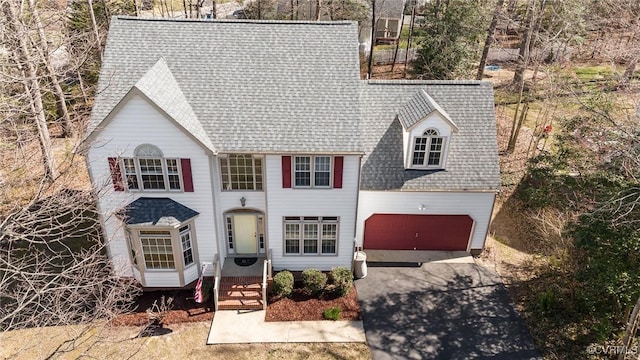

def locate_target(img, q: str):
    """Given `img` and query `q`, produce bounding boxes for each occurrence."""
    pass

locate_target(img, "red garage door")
[363,214,473,251]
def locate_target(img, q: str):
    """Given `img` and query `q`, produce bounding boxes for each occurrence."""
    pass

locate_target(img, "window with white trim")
[283,216,339,255]
[180,225,194,266]
[122,144,183,191]
[220,154,263,190]
[139,230,175,270]
[412,129,445,168]
[294,156,332,188]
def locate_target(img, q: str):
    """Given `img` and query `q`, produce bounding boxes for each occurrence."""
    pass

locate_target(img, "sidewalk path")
[207,310,366,344]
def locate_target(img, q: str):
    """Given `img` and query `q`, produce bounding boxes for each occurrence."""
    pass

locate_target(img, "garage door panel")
[416,215,473,251]
[364,214,417,250]
[364,214,473,251]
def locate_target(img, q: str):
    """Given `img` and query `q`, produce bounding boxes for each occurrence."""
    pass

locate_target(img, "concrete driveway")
[355,261,542,359]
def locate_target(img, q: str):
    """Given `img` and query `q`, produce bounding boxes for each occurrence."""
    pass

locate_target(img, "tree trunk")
[620,57,638,88]
[1,1,58,180]
[211,0,216,18]
[367,0,375,79]
[477,0,504,80]
[315,0,320,20]
[512,0,536,86]
[87,0,103,62]
[402,4,416,78]
[390,9,406,75]
[28,0,73,137]
[619,295,640,360]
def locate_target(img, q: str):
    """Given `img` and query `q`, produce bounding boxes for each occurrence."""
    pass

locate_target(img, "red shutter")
[333,156,343,189]
[181,158,194,192]
[282,156,292,188]
[108,157,124,191]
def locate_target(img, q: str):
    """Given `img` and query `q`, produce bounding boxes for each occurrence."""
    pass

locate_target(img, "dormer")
[398,89,459,170]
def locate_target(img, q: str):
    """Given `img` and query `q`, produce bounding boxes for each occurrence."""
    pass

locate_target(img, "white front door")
[233,214,257,254]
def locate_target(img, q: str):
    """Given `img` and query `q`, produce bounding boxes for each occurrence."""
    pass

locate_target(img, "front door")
[233,214,258,254]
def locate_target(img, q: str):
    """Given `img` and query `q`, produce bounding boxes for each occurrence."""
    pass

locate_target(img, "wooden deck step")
[217,298,263,310]
[216,276,265,310]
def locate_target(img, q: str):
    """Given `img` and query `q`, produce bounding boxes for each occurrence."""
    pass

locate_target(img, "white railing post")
[262,259,268,310]
[213,254,221,312]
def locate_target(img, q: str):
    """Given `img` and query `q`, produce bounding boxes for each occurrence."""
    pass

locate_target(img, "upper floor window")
[108,145,194,193]
[119,145,182,191]
[219,154,263,190]
[294,156,331,188]
[412,129,445,168]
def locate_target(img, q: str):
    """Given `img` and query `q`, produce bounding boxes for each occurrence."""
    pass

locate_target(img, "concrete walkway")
[207,310,366,344]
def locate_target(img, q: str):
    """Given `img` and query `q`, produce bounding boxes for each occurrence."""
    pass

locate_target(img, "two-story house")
[85,17,500,291]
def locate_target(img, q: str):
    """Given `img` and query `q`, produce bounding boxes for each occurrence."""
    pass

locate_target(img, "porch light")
[240,196,246,207]
[418,204,426,211]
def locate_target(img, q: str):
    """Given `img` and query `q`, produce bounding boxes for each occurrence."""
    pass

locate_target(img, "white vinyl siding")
[265,155,359,271]
[87,94,218,282]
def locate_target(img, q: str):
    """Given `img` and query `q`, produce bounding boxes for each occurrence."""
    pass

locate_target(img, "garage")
[363,214,474,251]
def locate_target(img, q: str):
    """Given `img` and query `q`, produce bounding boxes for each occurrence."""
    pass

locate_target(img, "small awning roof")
[122,197,199,227]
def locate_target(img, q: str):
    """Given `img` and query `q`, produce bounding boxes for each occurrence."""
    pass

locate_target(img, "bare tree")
[26,0,74,137]
[0,188,140,356]
[1,0,58,180]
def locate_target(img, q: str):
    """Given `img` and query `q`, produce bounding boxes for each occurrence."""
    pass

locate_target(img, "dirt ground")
[0,322,371,360]
[266,287,361,322]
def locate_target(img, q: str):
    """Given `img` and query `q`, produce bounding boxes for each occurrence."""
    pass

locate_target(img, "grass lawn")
[0,322,371,360]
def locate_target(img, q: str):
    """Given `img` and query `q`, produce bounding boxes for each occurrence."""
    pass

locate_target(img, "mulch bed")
[110,285,361,327]
[265,287,361,322]
[110,289,213,327]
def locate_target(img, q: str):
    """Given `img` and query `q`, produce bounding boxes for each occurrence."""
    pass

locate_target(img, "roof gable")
[398,89,459,132]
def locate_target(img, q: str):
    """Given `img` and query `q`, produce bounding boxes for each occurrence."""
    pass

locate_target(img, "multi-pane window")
[139,158,165,189]
[226,217,234,249]
[294,156,311,187]
[180,225,194,266]
[284,216,339,255]
[139,230,175,269]
[166,159,181,190]
[321,222,337,254]
[121,145,182,191]
[220,154,263,190]
[412,129,445,168]
[285,222,301,254]
[123,158,139,190]
[303,223,319,254]
[294,156,332,188]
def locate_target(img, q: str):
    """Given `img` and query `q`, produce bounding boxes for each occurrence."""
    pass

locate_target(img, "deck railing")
[212,253,221,312]
[261,249,273,310]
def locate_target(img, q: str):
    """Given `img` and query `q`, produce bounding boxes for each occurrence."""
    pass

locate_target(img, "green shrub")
[329,267,354,296]
[272,270,294,297]
[302,269,327,296]
[323,306,341,321]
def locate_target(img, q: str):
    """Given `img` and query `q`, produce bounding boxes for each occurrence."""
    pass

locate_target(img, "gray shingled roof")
[88,17,362,154]
[397,89,456,130]
[123,197,199,226]
[360,80,500,191]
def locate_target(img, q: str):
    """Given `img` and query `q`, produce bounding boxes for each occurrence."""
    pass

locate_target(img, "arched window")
[121,144,182,191]
[135,144,163,157]
[412,128,445,167]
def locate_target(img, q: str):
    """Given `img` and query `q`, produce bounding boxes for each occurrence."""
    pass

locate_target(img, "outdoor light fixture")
[418,204,426,211]
[240,196,246,207]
